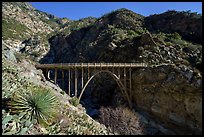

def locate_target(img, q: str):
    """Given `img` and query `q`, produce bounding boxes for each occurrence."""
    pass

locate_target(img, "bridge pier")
[68,68,71,96]
[117,68,120,79]
[45,68,48,79]
[81,67,84,90]
[54,69,57,84]
[75,68,78,97]
[129,68,132,104]
[124,67,126,94]
[62,70,64,90]
[87,67,90,80]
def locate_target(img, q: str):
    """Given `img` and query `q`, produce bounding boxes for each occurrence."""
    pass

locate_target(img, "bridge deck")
[35,63,148,69]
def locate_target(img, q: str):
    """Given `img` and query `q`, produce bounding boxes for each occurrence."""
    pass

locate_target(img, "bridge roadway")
[35,63,149,69]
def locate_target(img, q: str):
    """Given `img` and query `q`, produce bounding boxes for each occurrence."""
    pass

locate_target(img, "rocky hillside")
[2,41,112,135]
[3,2,59,60]
[145,10,202,44]
[2,2,94,62]
[43,8,202,72]
[2,2,202,135]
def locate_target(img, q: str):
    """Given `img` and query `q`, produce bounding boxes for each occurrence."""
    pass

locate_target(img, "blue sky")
[30,2,202,20]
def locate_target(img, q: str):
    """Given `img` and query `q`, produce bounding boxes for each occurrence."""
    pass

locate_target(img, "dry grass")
[97,106,145,135]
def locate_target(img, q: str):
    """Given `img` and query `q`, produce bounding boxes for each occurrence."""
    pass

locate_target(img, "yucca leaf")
[2,115,13,125]
[11,86,59,126]
[18,127,28,135]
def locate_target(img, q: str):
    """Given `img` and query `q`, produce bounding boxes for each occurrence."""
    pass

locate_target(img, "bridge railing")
[35,63,148,69]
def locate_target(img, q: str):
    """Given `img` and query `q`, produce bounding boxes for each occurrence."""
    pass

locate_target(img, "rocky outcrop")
[138,32,157,46]
[132,64,202,134]
[2,40,17,63]
[19,35,49,61]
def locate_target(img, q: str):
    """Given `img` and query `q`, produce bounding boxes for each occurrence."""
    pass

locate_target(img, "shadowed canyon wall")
[132,64,202,134]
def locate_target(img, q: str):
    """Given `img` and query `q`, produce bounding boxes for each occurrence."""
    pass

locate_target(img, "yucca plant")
[11,86,59,126]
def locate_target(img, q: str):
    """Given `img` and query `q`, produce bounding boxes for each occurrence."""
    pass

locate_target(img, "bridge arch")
[78,70,132,107]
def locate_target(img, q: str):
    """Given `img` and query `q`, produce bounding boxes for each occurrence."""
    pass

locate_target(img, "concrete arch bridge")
[36,63,153,108]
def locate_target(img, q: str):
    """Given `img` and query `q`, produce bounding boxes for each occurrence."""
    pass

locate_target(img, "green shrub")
[11,86,59,126]
[165,42,172,47]
[173,32,181,39]
[69,97,79,107]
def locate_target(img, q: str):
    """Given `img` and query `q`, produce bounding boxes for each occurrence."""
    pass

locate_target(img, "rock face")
[19,35,49,61]
[132,64,202,134]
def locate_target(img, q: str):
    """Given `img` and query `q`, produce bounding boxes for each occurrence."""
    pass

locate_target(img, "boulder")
[5,49,17,62]
[3,40,17,63]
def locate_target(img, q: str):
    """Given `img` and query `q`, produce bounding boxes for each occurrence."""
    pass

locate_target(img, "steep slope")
[2,40,113,135]
[2,2,96,62]
[42,8,202,71]
[2,2,70,61]
[41,8,146,63]
[145,10,202,44]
